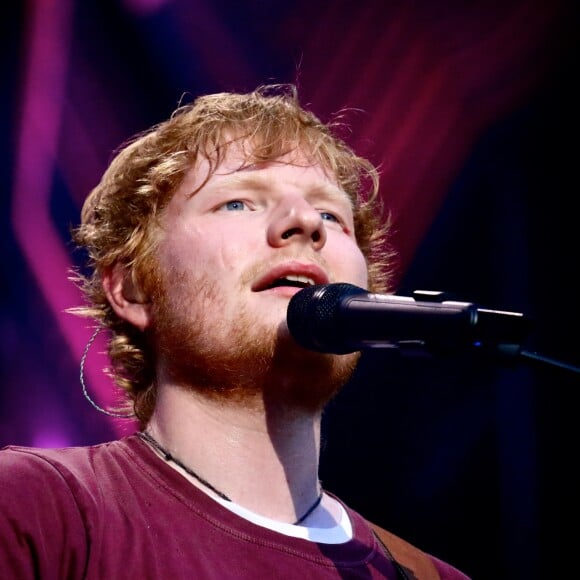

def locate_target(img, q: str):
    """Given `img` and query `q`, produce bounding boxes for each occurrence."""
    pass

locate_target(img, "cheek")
[328,235,369,288]
[353,251,370,288]
[160,222,251,282]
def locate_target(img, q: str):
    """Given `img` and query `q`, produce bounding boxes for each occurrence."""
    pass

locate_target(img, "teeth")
[284,274,315,286]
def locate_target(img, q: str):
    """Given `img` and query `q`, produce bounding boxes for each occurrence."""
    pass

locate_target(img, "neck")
[145,383,323,523]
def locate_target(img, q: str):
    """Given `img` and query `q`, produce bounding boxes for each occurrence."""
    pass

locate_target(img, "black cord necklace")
[137,431,324,525]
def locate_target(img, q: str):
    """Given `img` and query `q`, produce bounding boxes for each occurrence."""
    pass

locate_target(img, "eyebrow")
[215,171,354,208]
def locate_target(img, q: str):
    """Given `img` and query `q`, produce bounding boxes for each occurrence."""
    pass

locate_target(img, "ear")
[102,264,151,332]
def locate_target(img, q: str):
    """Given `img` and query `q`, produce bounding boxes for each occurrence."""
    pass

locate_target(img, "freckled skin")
[145,148,369,409]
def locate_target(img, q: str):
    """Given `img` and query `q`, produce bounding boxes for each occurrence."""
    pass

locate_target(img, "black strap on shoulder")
[372,529,412,580]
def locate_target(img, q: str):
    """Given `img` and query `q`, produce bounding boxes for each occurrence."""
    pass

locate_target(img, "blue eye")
[320,211,339,223]
[223,200,247,211]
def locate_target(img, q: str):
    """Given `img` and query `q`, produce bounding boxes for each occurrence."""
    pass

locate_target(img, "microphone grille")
[287,283,366,353]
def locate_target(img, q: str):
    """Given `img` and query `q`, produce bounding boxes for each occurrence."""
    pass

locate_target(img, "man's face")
[149,145,369,409]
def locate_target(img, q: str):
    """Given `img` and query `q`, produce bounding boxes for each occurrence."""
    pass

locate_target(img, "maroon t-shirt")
[0,435,467,579]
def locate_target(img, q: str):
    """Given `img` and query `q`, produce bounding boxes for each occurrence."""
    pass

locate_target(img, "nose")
[267,195,327,250]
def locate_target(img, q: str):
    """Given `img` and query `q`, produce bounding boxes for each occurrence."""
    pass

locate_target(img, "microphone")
[286,283,530,356]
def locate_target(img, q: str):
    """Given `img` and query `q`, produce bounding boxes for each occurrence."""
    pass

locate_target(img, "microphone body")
[286,283,529,356]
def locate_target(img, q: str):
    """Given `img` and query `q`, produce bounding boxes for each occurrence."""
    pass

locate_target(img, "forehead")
[179,139,346,200]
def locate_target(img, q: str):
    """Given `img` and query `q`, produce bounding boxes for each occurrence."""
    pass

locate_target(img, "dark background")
[2,1,579,578]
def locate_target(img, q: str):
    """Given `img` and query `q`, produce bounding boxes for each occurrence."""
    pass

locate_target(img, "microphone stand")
[395,340,580,376]
[407,290,580,376]
[518,349,580,375]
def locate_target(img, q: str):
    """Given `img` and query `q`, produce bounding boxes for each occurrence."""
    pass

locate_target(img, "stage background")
[1,1,578,578]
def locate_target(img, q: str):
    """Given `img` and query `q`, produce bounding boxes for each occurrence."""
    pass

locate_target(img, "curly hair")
[70,84,394,425]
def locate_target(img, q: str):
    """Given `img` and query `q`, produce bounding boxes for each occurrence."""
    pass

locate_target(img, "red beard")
[149,268,360,413]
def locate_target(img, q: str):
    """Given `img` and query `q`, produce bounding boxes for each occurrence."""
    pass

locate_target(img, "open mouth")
[252,262,329,293]
[265,274,317,290]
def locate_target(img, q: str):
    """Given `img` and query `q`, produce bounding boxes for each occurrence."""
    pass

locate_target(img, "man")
[0,85,470,578]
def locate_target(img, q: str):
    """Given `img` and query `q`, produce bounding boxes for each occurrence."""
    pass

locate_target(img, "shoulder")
[0,437,135,495]
[0,438,143,533]
[0,444,84,489]
[0,441,122,577]
[368,521,471,580]
[1,439,113,469]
